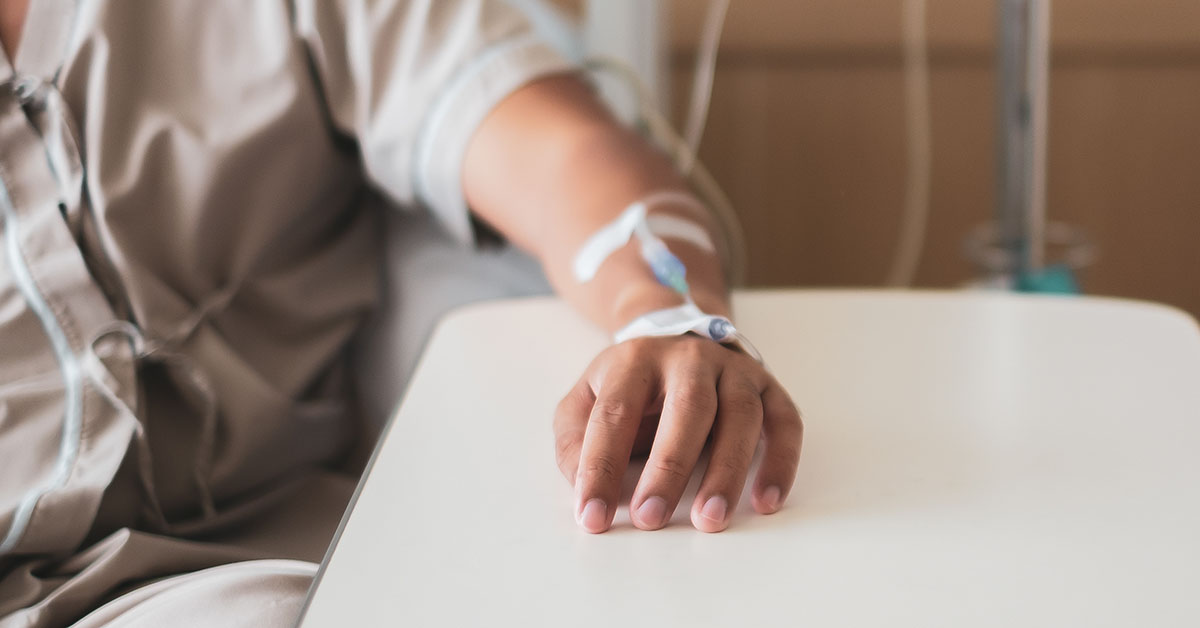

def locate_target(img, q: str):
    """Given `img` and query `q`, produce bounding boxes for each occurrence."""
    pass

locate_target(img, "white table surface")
[301,290,1200,627]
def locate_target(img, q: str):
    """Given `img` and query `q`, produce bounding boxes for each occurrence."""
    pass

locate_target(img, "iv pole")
[971,0,1091,292]
[996,0,1050,280]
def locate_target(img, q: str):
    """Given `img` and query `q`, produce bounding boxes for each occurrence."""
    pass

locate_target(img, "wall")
[667,0,1200,318]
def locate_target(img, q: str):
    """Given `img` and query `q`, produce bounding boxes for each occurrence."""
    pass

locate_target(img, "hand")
[553,334,803,533]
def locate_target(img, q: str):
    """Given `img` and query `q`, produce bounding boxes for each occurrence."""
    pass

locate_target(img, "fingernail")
[700,496,728,525]
[579,498,608,533]
[761,485,782,512]
[634,496,668,529]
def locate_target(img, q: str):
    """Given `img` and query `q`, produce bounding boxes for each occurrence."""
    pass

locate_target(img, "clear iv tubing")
[633,218,693,298]
[588,0,932,289]
[575,0,742,284]
[517,0,932,289]
[680,0,730,176]
[583,57,747,286]
[508,0,744,284]
[887,0,933,287]
[670,0,934,289]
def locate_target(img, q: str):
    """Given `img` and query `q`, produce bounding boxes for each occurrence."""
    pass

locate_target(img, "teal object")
[1016,264,1080,294]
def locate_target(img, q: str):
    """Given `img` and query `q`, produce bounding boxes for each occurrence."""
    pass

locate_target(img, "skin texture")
[464,76,803,533]
[0,0,27,59]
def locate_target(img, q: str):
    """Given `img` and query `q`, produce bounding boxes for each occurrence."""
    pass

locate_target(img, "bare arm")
[463,75,802,533]
[464,75,730,330]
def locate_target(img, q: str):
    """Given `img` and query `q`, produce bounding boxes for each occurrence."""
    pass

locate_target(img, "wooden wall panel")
[670,0,1200,52]
[1049,66,1200,309]
[668,0,1200,318]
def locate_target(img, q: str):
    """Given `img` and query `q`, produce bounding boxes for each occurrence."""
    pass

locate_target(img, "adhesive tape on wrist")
[573,192,715,284]
[614,303,763,363]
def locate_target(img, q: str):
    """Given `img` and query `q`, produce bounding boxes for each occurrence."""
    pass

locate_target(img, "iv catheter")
[572,191,762,362]
[572,191,715,297]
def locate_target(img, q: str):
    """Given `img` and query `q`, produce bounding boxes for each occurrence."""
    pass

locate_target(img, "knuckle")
[617,337,656,362]
[730,433,760,463]
[771,439,803,464]
[721,372,761,395]
[650,456,693,485]
[732,349,763,369]
[721,392,763,419]
[710,452,751,480]
[580,455,622,484]
[669,384,717,417]
[713,435,759,474]
[764,388,804,428]
[676,336,709,362]
[765,414,803,450]
[792,411,805,435]
[771,385,802,413]
[554,431,581,468]
[772,407,804,437]
[675,360,709,381]
[781,394,803,419]
[590,398,637,429]
[554,383,593,418]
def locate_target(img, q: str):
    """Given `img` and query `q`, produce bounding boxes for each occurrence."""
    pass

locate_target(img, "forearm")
[463,75,730,332]
[466,76,801,535]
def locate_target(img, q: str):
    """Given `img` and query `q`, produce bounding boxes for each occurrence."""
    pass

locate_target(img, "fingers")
[553,378,594,485]
[573,365,657,534]
[691,372,764,532]
[629,364,719,530]
[556,338,804,536]
[750,381,803,515]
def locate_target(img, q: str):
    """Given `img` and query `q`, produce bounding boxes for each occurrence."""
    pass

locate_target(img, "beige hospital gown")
[0,0,570,625]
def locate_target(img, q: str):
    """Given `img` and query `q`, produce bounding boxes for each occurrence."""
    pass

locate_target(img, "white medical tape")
[572,203,645,282]
[645,214,714,253]
[613,303,763,363]
[572,192,715,283]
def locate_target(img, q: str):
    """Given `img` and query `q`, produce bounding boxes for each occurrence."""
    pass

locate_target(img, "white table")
[301,290,1200,627]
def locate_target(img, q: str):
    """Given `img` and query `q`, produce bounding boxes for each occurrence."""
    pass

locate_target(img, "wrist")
[609,282,730,332]
[609,291,763,363]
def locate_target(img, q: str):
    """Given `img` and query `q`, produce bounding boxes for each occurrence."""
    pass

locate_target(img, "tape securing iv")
[573,191,762,362]
[614,303,764,363]
[572,191,716,287]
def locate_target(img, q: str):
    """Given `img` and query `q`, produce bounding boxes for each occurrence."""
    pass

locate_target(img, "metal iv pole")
[970,0,1092,292]
[996,0,1050,279]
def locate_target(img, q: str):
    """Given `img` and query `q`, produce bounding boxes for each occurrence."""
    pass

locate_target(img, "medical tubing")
[612,303,763,364]
[887,0,933,287]
[573,191,711,289]
[581,56,746,286]
[680,0,731,176]
[634,219,691,296]
[574,191,764,361]
[449,2,745,283]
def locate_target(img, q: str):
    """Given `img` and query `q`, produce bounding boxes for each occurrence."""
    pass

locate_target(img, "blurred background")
[553,0,1200,319]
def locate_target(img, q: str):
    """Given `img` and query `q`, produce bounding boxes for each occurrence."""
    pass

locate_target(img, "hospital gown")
[0,0,570,625]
